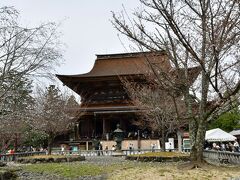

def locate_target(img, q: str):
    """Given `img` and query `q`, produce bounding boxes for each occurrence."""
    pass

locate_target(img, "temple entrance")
[77,112,139,141]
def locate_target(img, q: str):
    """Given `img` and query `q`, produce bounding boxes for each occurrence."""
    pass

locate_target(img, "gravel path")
[17,171,107,180]
[16,156,127,180]
[85,156,126,165]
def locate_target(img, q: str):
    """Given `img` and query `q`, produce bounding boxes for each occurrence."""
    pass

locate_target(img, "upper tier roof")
[56,51,200,96]
[56,51,169,79]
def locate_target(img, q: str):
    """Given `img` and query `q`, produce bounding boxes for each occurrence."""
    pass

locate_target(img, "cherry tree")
[112,0,240,165]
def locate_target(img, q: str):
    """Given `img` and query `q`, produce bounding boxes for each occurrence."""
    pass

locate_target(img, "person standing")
[61,145,65,155]
[220,143,226,151]
[99,142,103,155]
[233,140,239,152]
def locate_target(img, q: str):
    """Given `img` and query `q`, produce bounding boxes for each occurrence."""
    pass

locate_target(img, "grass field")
[23,163,104,178]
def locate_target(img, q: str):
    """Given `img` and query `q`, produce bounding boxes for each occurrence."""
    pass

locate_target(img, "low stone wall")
[203,150,240,164]
[16,155,85,164]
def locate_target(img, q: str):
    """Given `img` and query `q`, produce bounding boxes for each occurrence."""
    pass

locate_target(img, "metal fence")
[122,148,163,156]
[0,148,177,161]
[52,148,165,157]
[80,149,163,156]
[0,151,46,162]
[203,150,240,164]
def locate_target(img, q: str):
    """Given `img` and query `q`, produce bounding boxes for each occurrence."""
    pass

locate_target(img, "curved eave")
[56,74,144,95]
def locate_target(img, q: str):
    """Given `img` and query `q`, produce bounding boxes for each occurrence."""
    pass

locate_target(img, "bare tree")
[124,78,187,151]
[112,0,240,165]
[0,6,63,152]
[0,6,62,102]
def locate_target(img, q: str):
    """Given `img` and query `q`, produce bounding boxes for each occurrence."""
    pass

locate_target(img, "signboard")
[72,146,78,152]
[183,138,191,151]
[165,138,174,151]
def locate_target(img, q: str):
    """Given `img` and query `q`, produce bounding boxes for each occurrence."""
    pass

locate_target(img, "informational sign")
[183,138,191,151]
[165,142,170,150]
[72,146,78,152]
[168,138,174,150]
[165,138,174,151]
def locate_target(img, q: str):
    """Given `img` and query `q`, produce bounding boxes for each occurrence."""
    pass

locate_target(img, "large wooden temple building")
[56,51,199,150]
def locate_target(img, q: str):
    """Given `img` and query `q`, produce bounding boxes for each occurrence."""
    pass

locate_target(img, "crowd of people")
[205,140,239,152]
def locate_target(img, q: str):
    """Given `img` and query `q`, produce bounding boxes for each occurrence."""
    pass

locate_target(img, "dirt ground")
[108,162,240,180]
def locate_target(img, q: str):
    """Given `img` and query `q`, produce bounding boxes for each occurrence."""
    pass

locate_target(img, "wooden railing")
[203,150,240,164]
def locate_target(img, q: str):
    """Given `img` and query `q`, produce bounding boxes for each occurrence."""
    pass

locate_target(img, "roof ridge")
[96,51,166,60]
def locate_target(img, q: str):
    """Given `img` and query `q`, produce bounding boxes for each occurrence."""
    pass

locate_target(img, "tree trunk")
[47,134,54,155]
[189,69,209,164]
[160,137,166,151]
[14,133,18,151]
[188,70,209,165]
[196,119,207,163]
[1,140,6,153]
[190,118,207,164]
[1,139,11,154]
[189,118,197,161]
[160,128,166,151]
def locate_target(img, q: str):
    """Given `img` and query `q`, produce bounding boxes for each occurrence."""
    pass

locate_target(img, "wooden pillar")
[103,118,106,137]
[93,114,97,137]
[137,130,141,149]
[119,119,123,128]
[86,141,89,150]
[177,130,183,152]
[76,122,80,140]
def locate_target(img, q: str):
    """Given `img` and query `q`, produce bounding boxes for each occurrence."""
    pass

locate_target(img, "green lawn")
[22,161,135,178]
[23,163,104,178]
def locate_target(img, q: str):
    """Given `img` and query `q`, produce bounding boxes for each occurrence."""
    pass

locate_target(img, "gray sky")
[0,0,140,76]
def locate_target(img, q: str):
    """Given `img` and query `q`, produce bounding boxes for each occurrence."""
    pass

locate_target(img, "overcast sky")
[0,0,141,76]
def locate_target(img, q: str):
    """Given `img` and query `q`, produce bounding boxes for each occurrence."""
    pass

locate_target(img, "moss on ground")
[21,161,136,178]
[22,163,104,178]
[126,152,190,162]
[130,151,189,157]
[19,155,66,159]
[16,154,85,164]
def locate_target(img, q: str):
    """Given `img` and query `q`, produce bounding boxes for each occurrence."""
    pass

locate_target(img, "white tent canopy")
[205,128,237,142]
[229,129,240,136]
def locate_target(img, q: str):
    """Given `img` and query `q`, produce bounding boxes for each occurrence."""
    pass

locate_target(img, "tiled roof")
[56,51,201,95]
[56,51,169,79]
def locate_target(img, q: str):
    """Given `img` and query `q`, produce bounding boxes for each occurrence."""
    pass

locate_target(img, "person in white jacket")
[233,140,239,152]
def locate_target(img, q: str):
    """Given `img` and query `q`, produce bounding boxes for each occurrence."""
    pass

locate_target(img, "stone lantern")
[113,124,124,151]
